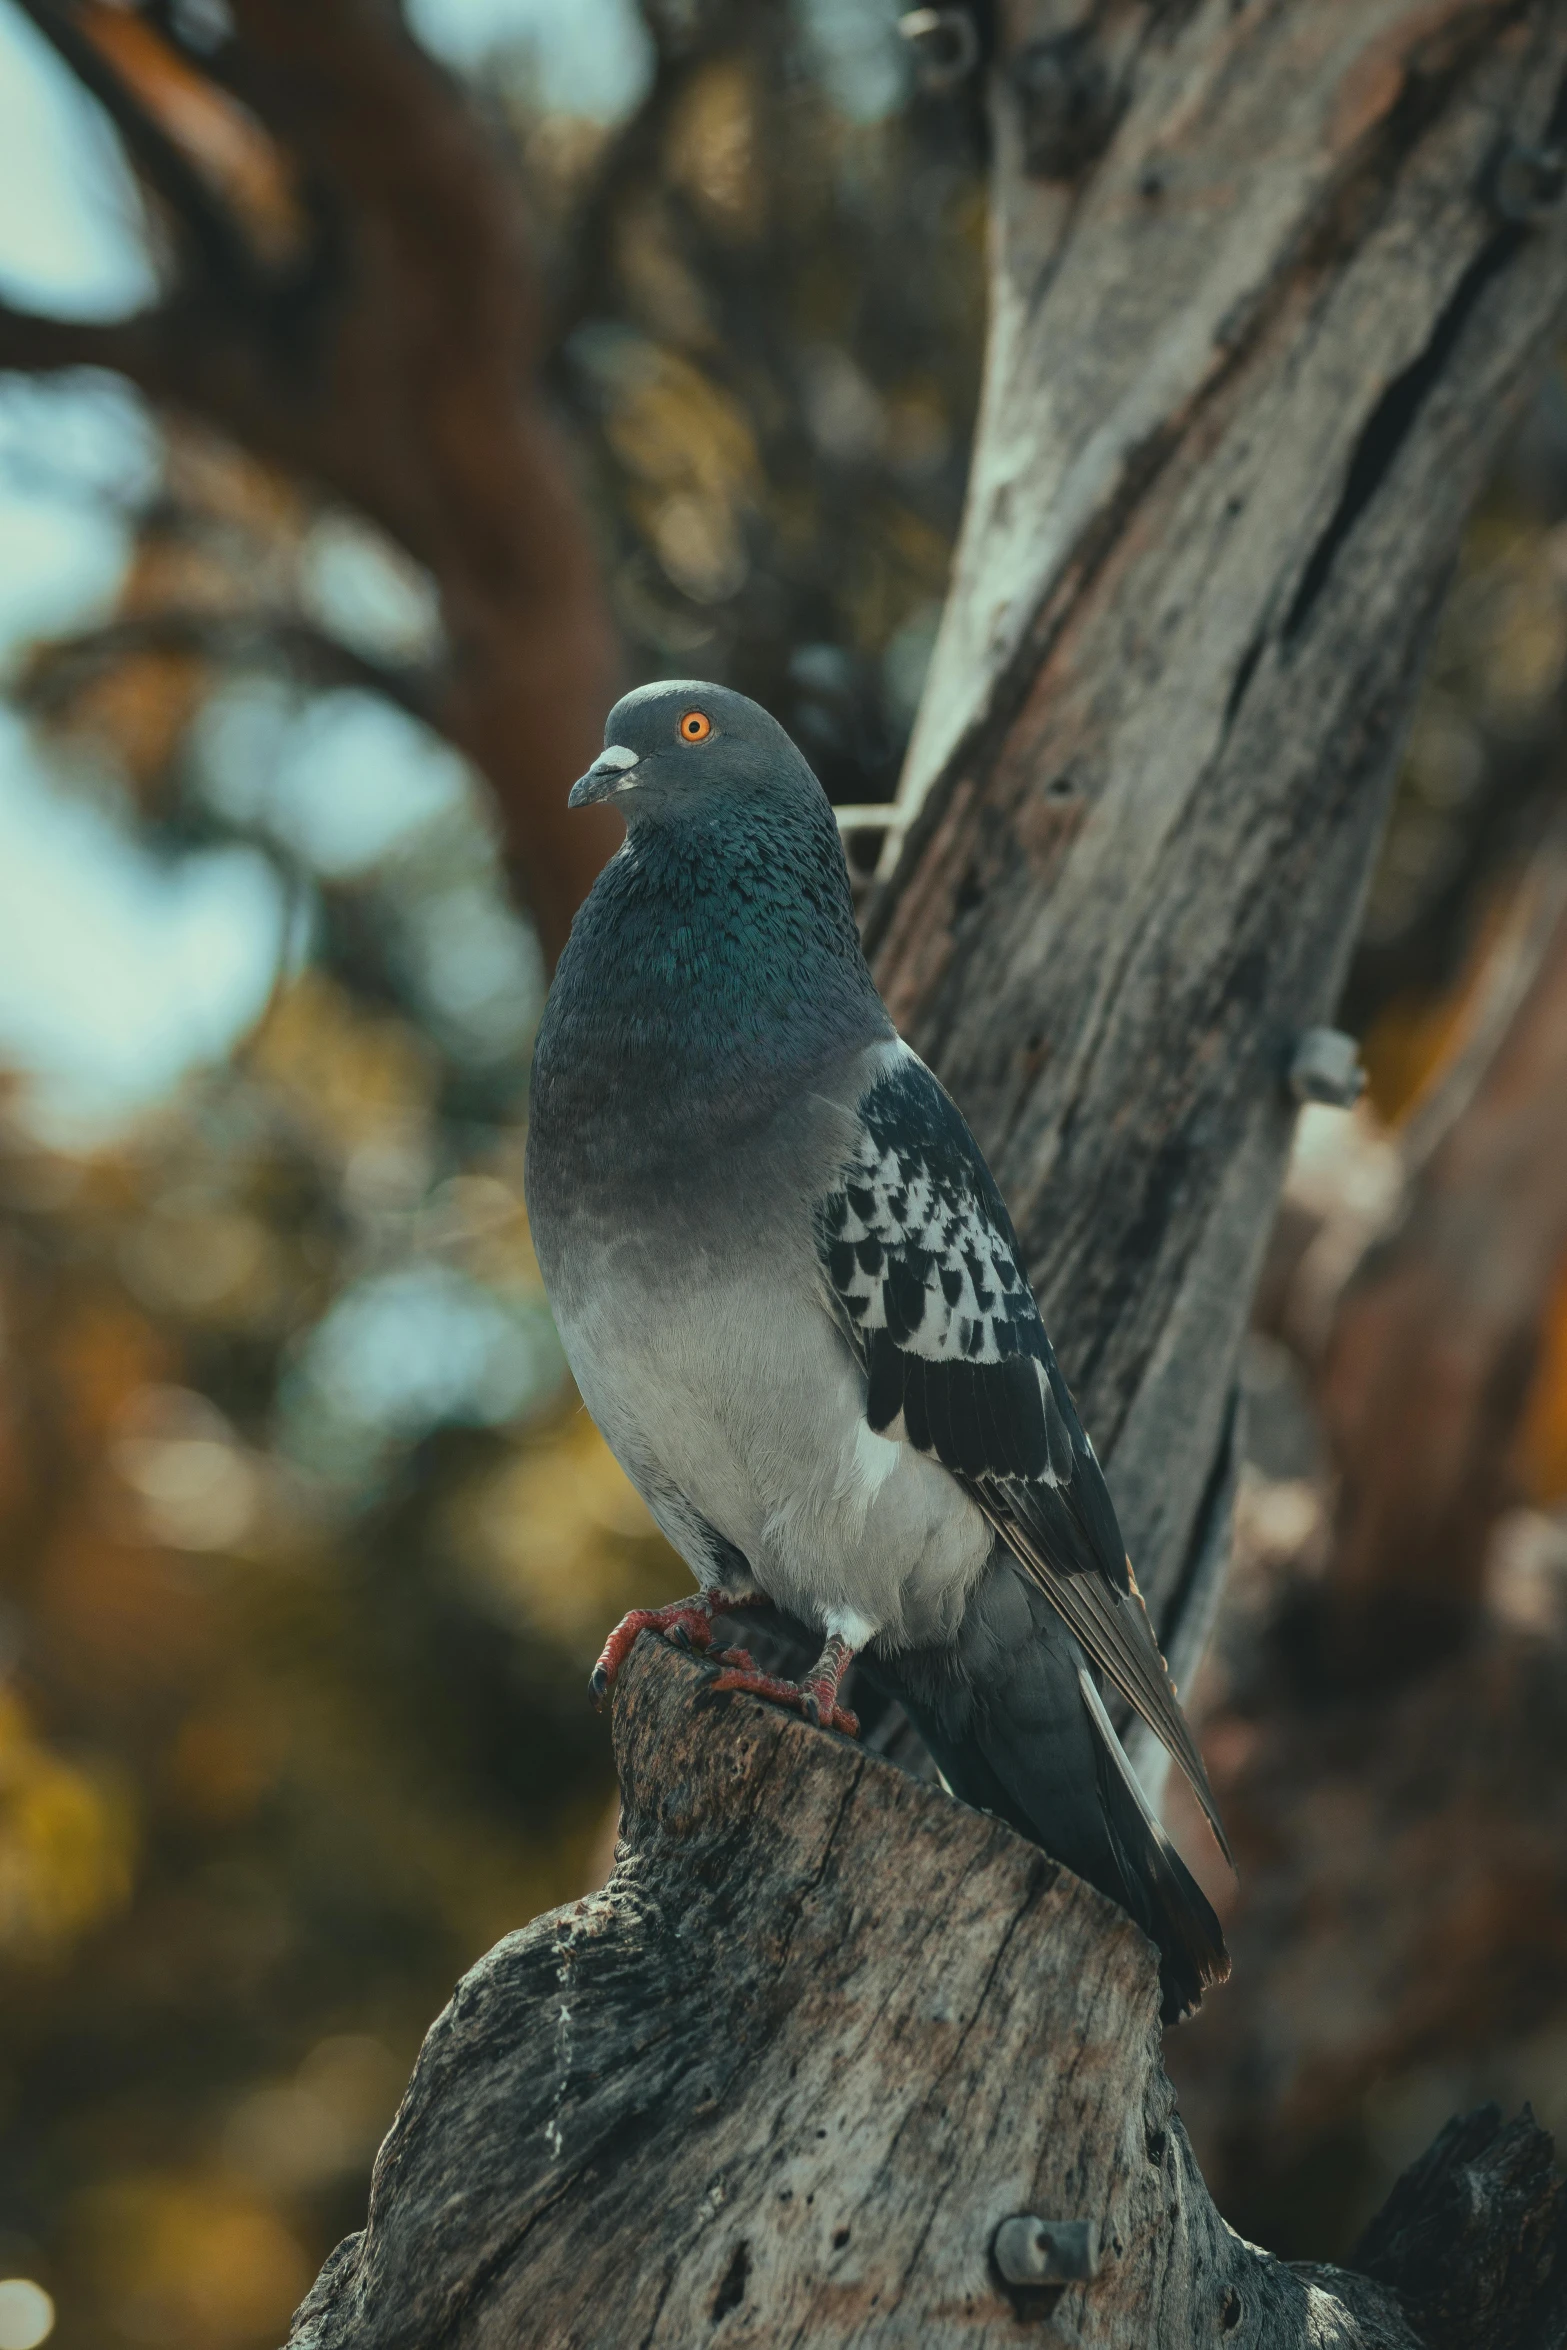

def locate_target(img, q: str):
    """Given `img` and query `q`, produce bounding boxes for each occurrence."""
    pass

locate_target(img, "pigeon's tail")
[1075,1664,1229,2024]
[868,1560,1229,2025]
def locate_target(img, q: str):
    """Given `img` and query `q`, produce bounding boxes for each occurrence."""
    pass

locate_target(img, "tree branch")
[19,610,447,731]
[11,0,275,291]
[0,0,623,963]
[0,299,181,389]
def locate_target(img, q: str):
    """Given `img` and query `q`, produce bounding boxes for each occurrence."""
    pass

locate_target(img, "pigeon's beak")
[568,745,641,809]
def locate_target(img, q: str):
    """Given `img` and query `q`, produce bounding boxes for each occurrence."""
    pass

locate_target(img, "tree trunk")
[865,0,1567,1709]
[283,1641,1567,2350]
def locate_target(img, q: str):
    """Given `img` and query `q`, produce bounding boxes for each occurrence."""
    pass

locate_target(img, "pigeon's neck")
[534,799,890,1151]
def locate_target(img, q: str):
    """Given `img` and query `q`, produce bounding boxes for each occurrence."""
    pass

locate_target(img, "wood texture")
[866,0,1567,1676]
[285,1639,1567,2349]
[1351,2103,1567,2350]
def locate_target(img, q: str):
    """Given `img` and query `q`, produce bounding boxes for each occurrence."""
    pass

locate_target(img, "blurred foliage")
[1,0,1567,2340]
[1518,1258,1567,1507]
[0,7,992,2343]
[1349,393,1567,1073]
[527,7,986,806]
[1354,393,1567,1522]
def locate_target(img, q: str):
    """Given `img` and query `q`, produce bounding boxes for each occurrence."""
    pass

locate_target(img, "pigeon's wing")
[816,1045,1231,1867]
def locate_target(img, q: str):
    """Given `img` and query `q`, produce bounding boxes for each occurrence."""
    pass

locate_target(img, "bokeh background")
[0,4,1563,2344]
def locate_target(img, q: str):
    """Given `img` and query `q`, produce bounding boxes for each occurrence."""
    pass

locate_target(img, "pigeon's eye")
[678,709,713,743]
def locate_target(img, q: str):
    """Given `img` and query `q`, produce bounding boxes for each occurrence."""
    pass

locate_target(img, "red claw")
[708,1656,861,1739]
[591,1598,860,1739]
[589,1591,769,1709]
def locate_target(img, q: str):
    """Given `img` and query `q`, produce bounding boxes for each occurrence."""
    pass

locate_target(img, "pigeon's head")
[568,681,819,826]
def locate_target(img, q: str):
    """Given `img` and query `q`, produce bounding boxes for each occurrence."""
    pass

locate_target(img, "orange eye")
[678,709,712,743]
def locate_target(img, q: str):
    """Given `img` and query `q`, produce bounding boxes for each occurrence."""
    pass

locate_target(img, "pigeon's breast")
[552,1238,993,1649]
[526,1073,992,1648]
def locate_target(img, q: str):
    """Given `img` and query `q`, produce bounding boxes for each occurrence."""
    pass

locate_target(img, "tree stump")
[284,1641,1565,2348]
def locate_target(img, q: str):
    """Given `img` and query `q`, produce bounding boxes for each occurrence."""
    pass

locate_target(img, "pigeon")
[524,680,1230,2021]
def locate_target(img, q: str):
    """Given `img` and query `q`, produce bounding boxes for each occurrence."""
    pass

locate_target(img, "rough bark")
[283,1640,1565,2350]
[863,0,1567,1696]
[1351,2101,1567,2350]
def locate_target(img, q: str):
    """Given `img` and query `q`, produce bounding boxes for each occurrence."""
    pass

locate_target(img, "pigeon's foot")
[589,1589,770,1709]
[709,1633,860,1738]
